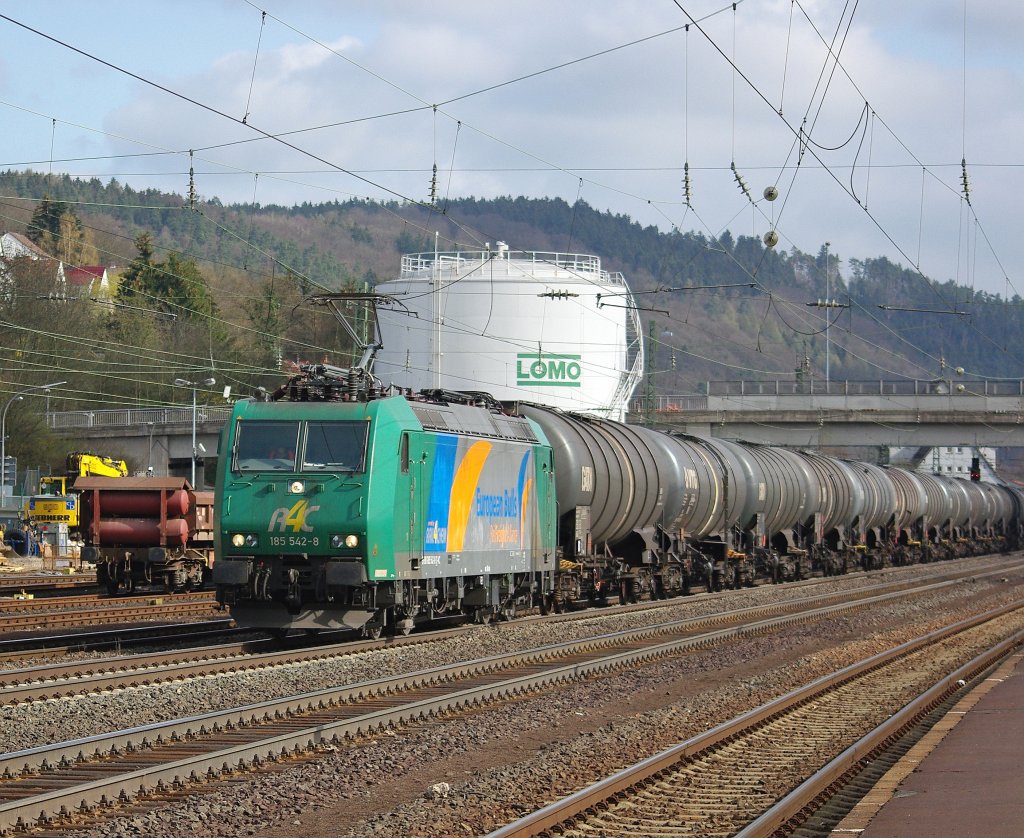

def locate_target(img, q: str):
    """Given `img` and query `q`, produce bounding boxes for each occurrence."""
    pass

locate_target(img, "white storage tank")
[374,244,643,420]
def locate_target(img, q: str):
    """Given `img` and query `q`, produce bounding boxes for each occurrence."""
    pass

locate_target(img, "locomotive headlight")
[231,533,258,548]
[331,534,359,549]
[289,480,305,494]
[231,533,245,547]
[345,534,359,548]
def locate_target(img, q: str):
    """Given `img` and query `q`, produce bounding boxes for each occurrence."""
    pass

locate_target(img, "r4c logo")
[269,499,320,532]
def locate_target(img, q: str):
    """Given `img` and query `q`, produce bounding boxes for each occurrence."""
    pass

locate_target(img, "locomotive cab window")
[302,421,369,472]
[234,421,301,471]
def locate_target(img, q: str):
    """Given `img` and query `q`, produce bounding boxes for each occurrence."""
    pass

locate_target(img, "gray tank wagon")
[518,404,1024,601]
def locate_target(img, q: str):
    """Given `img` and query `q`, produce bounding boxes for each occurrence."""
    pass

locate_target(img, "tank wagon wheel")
[105,577,119,596]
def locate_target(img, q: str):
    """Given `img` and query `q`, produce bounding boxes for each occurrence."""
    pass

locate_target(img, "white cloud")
[5,0,1022,295]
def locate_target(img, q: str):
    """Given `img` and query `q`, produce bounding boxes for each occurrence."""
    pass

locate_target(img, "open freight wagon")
[76,477,215,594]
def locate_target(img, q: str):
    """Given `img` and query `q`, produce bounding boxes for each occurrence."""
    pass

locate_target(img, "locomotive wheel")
[363,623,383,640]
[105,576,119,596]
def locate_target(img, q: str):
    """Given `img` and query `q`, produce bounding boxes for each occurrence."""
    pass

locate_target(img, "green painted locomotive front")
[214,395,556,631]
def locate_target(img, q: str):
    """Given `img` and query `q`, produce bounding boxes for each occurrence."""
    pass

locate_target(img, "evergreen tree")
[117,232,220,324]
[26,197,97,266]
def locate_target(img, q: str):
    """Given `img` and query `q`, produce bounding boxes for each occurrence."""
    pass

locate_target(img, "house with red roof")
[0,231,66,294]
[66,264,114,298]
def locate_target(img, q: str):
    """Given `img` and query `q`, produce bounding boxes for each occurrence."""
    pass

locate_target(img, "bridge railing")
[704,379,1024,397]
[631,378,1024,414]
[630,395,709,413]
[48,406,233,430]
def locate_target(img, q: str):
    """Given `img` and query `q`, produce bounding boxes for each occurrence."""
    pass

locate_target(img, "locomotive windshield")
[302,421,368,472]
[234,421,301,471]
[233,419,367,473]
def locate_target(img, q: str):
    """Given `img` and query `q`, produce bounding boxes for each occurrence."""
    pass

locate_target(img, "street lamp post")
[147,422,155,475]
[1,380,66,504]
[174,377,216,487]
[1,396,23,503]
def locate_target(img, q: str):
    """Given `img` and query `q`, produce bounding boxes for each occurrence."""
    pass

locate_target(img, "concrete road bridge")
[33,378,1024,487]
[633,378,1024,447]
[46,404,231,487]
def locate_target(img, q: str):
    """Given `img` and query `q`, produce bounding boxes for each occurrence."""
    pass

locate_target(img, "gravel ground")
[4,558,1022,837]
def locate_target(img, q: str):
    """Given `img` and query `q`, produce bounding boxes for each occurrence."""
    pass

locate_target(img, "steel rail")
[486,601,1024,837]
[0,620,235,662]
[2,592,1020,834]
[735,629,1024,837]
[4,562,1014,704]
[1,590,215,612]
[0,573,96,594]
[0,601,219,630]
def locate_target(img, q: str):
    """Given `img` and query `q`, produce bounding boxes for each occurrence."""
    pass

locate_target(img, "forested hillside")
[1,167,1022,472]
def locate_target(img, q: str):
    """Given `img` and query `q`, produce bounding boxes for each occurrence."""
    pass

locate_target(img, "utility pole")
[644,320,656,427]
[806,244,847,392]
[824,242,830,388]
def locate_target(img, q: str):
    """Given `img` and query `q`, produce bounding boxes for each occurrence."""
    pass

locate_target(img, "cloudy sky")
[1,1,1022,297]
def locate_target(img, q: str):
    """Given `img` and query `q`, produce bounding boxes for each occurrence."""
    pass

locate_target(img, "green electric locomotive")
[213,384,557,636]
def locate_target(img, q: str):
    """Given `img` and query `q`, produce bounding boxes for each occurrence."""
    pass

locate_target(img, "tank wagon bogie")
[213,365,1024,636]
[77,477,215,594]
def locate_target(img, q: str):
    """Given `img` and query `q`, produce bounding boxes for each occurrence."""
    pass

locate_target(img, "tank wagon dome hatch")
[374,244,644,422]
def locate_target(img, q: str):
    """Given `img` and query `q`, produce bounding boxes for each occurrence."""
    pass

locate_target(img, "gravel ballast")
[2,558,1020,837]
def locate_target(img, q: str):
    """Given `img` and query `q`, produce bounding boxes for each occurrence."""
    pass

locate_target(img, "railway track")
[0,620,241,664]
[489,606,1024,837]
[1,562,1021,835]
[0,591,219,632]
[1,559,1015,704]
[0,572,97,596]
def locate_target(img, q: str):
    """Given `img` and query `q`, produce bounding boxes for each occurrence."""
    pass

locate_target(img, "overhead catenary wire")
[4,6,1019,391]
[0,4,1011,319]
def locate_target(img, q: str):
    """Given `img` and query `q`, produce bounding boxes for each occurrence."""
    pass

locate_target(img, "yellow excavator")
[25,452,128,528]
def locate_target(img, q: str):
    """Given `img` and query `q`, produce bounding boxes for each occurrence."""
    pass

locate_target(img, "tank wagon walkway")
[843,650,1024,837]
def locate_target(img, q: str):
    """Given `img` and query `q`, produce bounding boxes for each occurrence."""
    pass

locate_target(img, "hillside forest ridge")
[0,168,1022,478]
